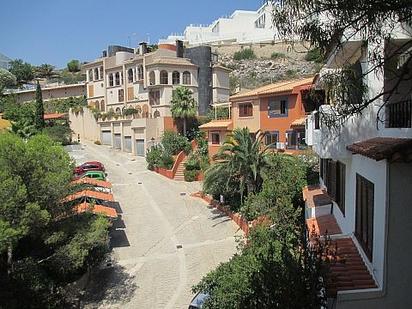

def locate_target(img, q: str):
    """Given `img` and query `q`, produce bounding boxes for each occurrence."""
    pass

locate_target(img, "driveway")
[68,142,242,309]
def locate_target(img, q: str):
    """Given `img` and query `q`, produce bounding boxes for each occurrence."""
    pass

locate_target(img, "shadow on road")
[110,229,131,248]
[82,263,137,308]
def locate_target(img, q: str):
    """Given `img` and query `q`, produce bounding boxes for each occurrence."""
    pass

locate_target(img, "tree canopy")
[67,59,81,73]
[170,86,197,135]
[0,68,16,93]
[8,59,34,85]
[34,81,45,130]
[35,64,56,79]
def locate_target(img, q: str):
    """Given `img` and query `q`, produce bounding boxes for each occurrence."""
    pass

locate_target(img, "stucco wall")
[232,98,260,132]
[69,107,100,142]
[13,84,86,103]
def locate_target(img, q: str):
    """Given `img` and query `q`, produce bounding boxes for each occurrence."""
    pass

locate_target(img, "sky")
[0,0,261,68]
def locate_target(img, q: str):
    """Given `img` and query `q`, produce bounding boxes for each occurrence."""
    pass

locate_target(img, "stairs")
[173,158,187,181]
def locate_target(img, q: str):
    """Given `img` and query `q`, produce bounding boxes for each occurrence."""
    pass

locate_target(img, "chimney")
[139,42,148,55]
[102,50,107,58]
[176,40,184,58]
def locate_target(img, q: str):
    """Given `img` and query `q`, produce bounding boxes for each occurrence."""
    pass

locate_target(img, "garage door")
[114,134,121,149]
[135,139,145,157]
[101,131,111,145]
[124,136,132,152]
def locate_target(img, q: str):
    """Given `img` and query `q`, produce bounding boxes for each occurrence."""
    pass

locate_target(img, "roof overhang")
[325,40,363,69]
[199,120,233,130]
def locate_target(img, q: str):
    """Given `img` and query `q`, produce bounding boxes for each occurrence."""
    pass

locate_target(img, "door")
[135,139,145,157]
[124,136,132,152]
[101,131,112,145]
[114,134,121,149]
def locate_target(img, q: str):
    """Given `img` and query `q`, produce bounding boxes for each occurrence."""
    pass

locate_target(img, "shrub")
[161,131,191,155]
[305,47,324,63]
[233,48,256,61]
[271,52,286,59]
[42,124,72,145]
[160,152,174,169]
[146,145,163,170]
[184,153,201,171]
[94,140,101,145]
[184,170,198,182]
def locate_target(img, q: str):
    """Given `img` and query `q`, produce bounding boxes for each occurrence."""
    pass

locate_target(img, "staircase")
[173,158,187,181]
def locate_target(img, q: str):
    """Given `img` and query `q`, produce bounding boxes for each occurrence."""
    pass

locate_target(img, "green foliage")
[57,69,85,84]
[184,153,201,171]
[146,145,163,170]
[171,86,197,135]
[35,64,55,79]
[34,82,45,130]
[271,52,286,59]
[193,204,326,309]
[285,69,297,78]
[233,48,256,61]
[67,59,81,73]
[42,123,72,145]
[206,107,230,122]
[241,154,307,221]
[229,75,240,94]
[43,96,87,113]
[184,169,198,182]
[161,130,191,155]
[159,151,174,169]
[305,47,324,63]
[123,106,139,116]
[8,59,34,84]
[0,68,16,93]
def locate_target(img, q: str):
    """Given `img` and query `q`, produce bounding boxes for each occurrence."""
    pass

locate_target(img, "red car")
[74,161,105,175]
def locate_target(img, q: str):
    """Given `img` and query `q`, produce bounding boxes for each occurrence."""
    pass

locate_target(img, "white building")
[305,21,412,308]
[159,2,279,45]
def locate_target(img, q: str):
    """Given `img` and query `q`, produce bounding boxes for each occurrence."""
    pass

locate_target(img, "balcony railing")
[386,99,412,128]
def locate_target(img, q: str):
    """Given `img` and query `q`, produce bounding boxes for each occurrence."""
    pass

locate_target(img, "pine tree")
[35,81,45,130]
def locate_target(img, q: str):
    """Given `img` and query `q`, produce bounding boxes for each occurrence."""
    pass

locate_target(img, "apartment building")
[75,42,230,156]
[304,22,412,308]
[200,77,314,157]
[159,1,279,45]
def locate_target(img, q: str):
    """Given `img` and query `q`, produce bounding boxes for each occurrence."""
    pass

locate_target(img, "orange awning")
[71,178,112,189]
[199,120,233,130]
[64,190,114,203]
[291,117,306,127]
[74,202,117,218]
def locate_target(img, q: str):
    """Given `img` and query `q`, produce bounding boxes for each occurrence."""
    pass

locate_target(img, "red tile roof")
[44,113,67,120]
[303,185,333,209]
[74,202,117,218]
[306,214,342,236]
[71,178,112,189]
[347,137,412,162]
[64,190,114,203]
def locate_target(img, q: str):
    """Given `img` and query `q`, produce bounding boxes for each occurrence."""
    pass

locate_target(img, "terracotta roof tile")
[306,214,342,236]
[71,178,112,189]
[347,137,412,162]
[44,113,67,120]
[74,202,117,218]
[64,190,114,203]
[199,120,233,130]
[303,185,333,209]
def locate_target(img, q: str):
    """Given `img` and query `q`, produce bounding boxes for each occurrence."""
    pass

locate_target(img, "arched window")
[127,68,134,83]
[94,101,99,109]
[99,66,104,79]
[160,70,168,84]
[115,72,120,86]
[109,73,114,87]
[138,65,144,80]
[182,71,191,85]
[115,107,121,114]
[88,70,93,82]
[153,110,160,118]
[172,71,180,85]
[100,100,105,112]
[142,104,149,118]
[94,68,99,80]
[149,71,155,85]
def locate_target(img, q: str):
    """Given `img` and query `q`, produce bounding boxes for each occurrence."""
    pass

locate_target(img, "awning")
[74,202,117,218]
[199,120,233,130]
[64,190,114,203]
[347,137,412,162]
[291,117,306,127]
[44,113,67,120]
[71,178,112,189]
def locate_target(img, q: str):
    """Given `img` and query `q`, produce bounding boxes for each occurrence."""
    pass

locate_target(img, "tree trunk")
[7,245,13,275]
[183,118,187,136]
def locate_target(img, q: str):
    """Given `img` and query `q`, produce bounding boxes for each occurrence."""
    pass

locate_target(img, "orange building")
[200,77,315,157]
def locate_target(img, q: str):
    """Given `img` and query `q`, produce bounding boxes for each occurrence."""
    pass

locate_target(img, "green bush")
[42,124,72,145]
[305,47,324,63]
[160,152,174,169]
[146,145,163,170]
[161,130,191,155]
[184,169,198,182]
[271,52,286,59]
[233,48,256,61]
[184,154,201,171]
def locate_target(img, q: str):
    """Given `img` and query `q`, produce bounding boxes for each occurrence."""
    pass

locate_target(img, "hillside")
[212,42,322,93]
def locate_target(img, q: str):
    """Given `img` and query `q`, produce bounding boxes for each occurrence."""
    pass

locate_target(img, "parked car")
[74,161,105,175]
[79,171,106,181]
[188,292,209,309]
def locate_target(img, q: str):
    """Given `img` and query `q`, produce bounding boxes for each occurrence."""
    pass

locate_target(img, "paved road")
[68,142,241,309]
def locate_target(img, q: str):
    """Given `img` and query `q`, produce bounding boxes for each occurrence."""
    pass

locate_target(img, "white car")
[188,292,209,309]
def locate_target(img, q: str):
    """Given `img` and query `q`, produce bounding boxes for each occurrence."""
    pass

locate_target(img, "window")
[138,65,144,80]
[153,110,160,118]
[88,70,93,82]
[149,90,160,105]
[99,66,103,79]
[128,68,134,83]
[356,174,374,261]
[211,132,220,145]
[160,70,168,84]
[94,68,99,80]
[314,111,320,129]
[336,162,346,215]
[109,73,114,87]
[286,131,297,149]
[100,100,105,112]
[149,71,155,85]
[265,131,278,148]
[238,102,253,117]
[172,71,180,84]
[118,89,124,102]
[268,98,288,118]
[183,71,191,85]
[322,159,346,216]
[115,72,120,86]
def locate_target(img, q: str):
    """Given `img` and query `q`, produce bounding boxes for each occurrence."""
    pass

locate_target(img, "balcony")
[386,99,412,128]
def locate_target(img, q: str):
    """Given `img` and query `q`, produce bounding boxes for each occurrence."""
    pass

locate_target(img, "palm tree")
[209,127,271,202]
[170,86,197,136]
[35,64,55,79]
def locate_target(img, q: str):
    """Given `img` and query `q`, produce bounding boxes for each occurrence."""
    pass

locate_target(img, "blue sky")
[0,0,261,68]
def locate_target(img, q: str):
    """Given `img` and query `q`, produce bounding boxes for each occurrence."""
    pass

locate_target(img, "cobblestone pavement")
[68,142,242,309]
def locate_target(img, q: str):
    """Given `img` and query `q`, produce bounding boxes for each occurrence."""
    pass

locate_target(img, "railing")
[386,99,412,128]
